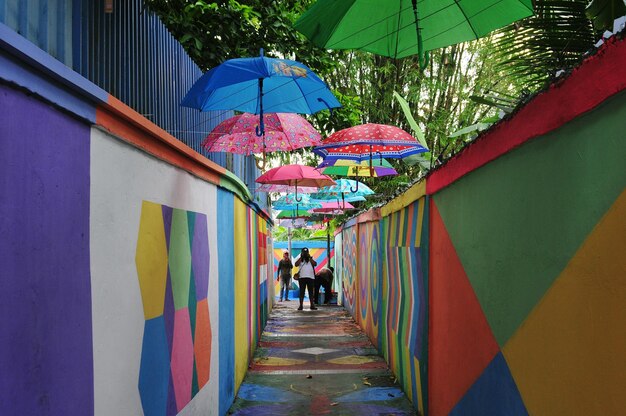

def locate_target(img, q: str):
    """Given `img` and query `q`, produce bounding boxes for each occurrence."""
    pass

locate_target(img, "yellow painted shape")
[381,180,426,217]
[254,357,306,366]
[415,197,425,247]
[234,198,250,390]
[135,201,168,319]
[503,189,626,415]
[327,355,377,365]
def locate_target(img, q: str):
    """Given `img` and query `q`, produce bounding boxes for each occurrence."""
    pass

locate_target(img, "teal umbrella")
[295,0,533,62]
[310,179,375,201]
[272,194,322,211]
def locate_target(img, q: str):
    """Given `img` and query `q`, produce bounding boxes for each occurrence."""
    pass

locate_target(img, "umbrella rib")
[453,0,479,39]
[326,3,415,48]
[397,0,524,55]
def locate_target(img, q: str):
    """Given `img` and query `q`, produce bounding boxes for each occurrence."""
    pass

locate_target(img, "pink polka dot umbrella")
[202,112,322,159]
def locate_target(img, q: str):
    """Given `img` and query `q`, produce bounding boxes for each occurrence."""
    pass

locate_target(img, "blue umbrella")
[181,49,341,136]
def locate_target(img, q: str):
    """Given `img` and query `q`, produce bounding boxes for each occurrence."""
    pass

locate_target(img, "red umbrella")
[256,164,336,201]
[313,123,427,163]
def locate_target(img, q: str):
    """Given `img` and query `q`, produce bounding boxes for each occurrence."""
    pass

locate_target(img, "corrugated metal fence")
[0,0,265,208]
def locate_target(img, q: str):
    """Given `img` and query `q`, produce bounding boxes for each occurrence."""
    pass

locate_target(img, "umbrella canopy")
[310,194,366,203]
[272,194,323,211]
[311,201,355,215]
[320,158,398,177]
[257,164,336,201]
[314,123,427,163]
[181,49,341,135]
[311,179,375,199]
[255,184,320,194]
[294,0,533,60]
[202,113,321,155]
[276,209,311,219]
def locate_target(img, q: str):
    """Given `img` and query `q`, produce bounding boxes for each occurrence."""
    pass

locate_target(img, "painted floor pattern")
[227,301,417,415]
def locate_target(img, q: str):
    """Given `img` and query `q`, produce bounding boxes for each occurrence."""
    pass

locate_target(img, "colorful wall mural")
[1,25,272,416]
[334,35,626,416]
[135,202,212,415]
[272,241,334,298]
[338,186,429,414]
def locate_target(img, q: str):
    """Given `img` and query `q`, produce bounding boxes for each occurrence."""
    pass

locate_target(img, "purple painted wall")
[0,83,94,414]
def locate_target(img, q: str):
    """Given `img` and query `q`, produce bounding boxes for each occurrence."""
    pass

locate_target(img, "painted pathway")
[227,302,417,415]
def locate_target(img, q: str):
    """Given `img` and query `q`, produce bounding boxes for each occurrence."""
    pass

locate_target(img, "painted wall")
[338,187,429,414]
[335,36,626,415]
[272,241,334,297]
[1,25,272,416]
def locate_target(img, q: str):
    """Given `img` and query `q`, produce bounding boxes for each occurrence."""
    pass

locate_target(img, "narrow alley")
[228,302,417,415]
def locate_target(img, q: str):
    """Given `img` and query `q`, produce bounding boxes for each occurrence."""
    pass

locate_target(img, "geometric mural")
[136,201,212,415]
[339,190,429,415]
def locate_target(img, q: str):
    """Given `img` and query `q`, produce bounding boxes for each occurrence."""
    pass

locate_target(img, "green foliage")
[586,0,626,31]
[492,0,596,90]
[144,0,331,72]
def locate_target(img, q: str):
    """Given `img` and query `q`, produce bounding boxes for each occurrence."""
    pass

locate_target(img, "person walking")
[295,247,317,311]
[276,251,293,302]
[314,266,334,305]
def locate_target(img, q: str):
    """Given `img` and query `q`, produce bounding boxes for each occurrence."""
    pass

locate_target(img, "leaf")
[449,123,491,138]
[393,91,428,150]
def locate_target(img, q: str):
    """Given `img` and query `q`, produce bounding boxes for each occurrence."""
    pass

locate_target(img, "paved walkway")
[227,300,417,415]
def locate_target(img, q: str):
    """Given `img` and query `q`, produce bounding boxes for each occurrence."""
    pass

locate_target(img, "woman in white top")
[295,247,317,311]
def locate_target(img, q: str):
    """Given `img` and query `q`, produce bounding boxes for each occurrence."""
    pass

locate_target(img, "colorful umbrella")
[311,201,355,215]
[314,123,427,163]
[276,209,311,219]
[311,178,374,200]
[181,49,341,135]
[256,164,336,202]
[294,0,533,61]
[202,113,321,156]
[320,158,398,177]
[272,194,322,211]
[255,184,320,194]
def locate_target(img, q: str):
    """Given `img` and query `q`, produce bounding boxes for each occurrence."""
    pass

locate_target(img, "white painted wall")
[90,128,220,415]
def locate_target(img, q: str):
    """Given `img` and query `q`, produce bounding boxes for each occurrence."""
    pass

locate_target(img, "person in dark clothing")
[295,247,317,311]
[314,266,334,305]
[276,251,293,302]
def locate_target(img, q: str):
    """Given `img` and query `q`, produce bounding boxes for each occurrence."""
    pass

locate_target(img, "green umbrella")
[276,209,311,219]
[294,0,533,61]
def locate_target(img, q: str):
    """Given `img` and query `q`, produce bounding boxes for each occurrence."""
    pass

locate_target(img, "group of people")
[276,248,334,311]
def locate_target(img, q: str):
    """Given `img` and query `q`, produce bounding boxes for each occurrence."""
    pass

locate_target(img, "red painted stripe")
[96,96,225,186]
[427,35,626,195]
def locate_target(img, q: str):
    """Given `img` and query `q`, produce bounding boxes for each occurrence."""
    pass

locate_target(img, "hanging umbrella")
[202,112,321,158]
[276,209,311,219]
[311,201,355,215]
[314,123,427,164]
[256,164,336,202]
[294,0,533,62]
[310,179,374,204]
[272,194,323,211]
[320,158,398,177]
[181,49,341,135]
[255,183,320,194]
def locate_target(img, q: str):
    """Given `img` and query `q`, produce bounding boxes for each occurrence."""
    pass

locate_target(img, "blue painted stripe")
[217,189,235,414]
